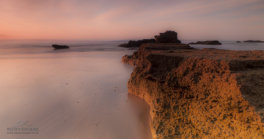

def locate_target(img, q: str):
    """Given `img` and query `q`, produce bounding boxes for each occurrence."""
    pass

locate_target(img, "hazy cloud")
[0,0,263,40]
[0,34,7,38]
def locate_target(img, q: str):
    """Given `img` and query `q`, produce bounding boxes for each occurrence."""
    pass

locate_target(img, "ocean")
[0,40,153,139]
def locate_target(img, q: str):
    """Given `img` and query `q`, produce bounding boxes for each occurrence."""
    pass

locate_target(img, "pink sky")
[0,0,264,40]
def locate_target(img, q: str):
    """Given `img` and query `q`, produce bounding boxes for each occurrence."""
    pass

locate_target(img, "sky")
[0,0,264,40]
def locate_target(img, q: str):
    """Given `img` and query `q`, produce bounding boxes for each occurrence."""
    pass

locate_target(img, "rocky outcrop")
[244,40,264,43]
[119,31,182,48]
[119,39,155,48]
[123,44,264,138]
[52,44,70,49]
[189,40,222,45]
[122,44,193,66]
[154,31,181,44]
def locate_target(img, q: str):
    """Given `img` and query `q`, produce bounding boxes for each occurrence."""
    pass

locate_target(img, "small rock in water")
[189,40,222,45]
[52,44,70,50]
[244,40,264,43]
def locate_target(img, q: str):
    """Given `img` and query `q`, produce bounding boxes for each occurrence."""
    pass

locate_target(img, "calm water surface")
[0,41,150,139]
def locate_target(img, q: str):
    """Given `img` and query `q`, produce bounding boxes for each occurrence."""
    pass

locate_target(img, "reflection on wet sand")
[0,51,150,139]
[128,94,152,139]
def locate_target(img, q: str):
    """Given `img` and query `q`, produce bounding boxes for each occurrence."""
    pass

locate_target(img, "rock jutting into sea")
[122,43,264,138]
[118,39,155,48]
[189,40,222,45]
[244,40,264,43]
[119,30,181,48]
[52,44,70,50]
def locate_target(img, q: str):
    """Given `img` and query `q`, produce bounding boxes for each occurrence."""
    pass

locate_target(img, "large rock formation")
[123,44,264,138]
[189,40,222,45]
[154,31,181,43]
[119,31,181,48]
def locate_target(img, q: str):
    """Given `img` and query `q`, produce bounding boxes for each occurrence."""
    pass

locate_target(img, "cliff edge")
[123,44,264,138]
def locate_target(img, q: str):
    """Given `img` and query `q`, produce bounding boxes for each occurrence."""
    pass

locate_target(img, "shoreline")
[122,43,264,138]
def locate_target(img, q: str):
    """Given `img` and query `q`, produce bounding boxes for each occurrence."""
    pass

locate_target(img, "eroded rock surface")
[123,44,264,138]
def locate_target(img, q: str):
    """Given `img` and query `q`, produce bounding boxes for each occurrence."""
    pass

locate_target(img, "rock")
[52,44,70,50]
[123,44,264,138]
[119,30,182,48]
[244,40,264,43]
[236,41,241,43]
[154,30,181,43]
[189,40,222,45]
[118,39,155,48]
[122,43,193,66]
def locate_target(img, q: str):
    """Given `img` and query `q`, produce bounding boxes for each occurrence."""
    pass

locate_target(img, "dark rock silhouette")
[236,41,241,43]
[154,31,181,43]
[189,40,222,45]
[119,39,155,48]
[244,40,264,43]
[52,44,70,50]
[119,30,182,48]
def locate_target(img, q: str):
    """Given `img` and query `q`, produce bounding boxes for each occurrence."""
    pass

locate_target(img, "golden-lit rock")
[123,44,264,138]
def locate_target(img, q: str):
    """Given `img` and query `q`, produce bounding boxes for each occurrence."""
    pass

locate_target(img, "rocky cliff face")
[123,44,264,138]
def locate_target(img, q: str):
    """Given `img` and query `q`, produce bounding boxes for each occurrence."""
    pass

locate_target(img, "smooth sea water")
[0,40,263,139]
[0,40,152,139]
